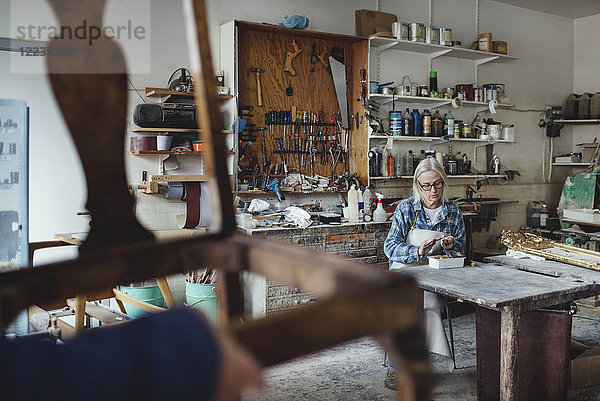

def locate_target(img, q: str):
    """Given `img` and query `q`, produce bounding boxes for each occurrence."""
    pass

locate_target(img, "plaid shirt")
[384,197,466,264]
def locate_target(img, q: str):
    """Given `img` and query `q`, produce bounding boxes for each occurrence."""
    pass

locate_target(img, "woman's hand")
[418,237,438,256]
[440,236,454,250]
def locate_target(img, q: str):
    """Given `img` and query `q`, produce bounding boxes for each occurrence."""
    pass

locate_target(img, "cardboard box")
[581,143,599,163]
[492,40,507,54]
[570,347,600,389]
[563,208,600,224]
[478,33,492,52]
[355,10,397,37]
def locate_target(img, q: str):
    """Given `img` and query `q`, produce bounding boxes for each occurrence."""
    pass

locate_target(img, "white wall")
[0,0,588,247]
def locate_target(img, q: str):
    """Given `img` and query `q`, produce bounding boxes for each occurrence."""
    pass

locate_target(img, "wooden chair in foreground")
[0,0,432,399]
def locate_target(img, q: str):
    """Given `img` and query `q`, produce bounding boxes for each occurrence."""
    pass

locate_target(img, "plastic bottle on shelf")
[363,186,374,217]
[429,71,438,98]
[382,147,389,176]
[422,109,432,136]
[540,203,549,227]
[347,184,359,223]
[403,107,412,136]
[387,151,395,177]
[412,109,422,136]
[445,110,455,138]
[406,150,415,175]
[432,110,443,137]
[358,188,365,221]
[373,197,387,222]
[395,152,405,177]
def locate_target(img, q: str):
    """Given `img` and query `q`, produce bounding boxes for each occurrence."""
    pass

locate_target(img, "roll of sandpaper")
[183,182,201,228]
[164,181,184,200]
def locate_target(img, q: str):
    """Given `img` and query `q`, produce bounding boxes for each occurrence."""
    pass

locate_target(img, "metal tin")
[474,87,483,102]
[462,124,472,138]
[389,110,403,135]
[419,85,429,97]
[409,23,425,42]
[426,25,440,45]
[392,22,409,40]
[440,27,452,46]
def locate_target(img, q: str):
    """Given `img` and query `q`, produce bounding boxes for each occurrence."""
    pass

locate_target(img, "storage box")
[492,40,507,54]
[355,10,397,37]
[581,143,599,163]
[554,155,580,163]
[570,347,600,389]
[563,208,600,224]
[428,256,465,269]
[478,33,492,52]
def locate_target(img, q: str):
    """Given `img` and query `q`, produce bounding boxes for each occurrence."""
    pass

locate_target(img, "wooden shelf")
[145,87,233,100]
[131,150,234,155]
[131,128,234,134]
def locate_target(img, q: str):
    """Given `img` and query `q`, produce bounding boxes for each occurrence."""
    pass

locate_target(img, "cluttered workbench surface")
[486,254,600,283]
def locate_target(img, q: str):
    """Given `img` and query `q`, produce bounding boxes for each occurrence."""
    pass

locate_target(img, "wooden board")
[236,23,367,181]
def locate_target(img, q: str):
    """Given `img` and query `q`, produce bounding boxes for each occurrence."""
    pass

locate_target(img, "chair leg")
[445,302,456,369]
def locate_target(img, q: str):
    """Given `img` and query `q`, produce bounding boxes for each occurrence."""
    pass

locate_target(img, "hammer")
[250,67,265,106]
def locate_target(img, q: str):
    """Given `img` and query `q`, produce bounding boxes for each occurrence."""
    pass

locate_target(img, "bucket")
[389,111,403,136]
[119,283,164,318]
[156,135,172,151]
[185,282,217,325]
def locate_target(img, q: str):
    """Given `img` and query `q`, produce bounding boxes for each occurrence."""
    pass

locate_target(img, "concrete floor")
[243,302,600,401]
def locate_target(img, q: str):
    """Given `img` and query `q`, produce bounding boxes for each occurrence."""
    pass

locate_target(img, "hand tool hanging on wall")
[250,67,265,106]
[317,46,330,69]
[284,39,302,76]
[310,43,317,72]
[329,56,349,129]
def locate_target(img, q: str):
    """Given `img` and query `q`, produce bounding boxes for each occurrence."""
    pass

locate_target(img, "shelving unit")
[130,150,234,156]
[369,37,517,64]
[363,18,518,186]
[370,174,505,180]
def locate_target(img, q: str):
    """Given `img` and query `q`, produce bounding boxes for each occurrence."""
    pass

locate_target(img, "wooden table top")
[399,263,600,311]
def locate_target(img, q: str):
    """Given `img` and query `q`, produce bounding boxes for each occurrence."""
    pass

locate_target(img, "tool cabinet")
[220,20,371,190]
[239,221,391,317]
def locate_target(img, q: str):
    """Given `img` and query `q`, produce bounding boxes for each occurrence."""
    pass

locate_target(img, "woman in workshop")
[383,157,465,390]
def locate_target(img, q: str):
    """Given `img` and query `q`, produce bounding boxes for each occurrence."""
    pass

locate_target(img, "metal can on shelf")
[426,25,440,44]
[392,22,409,40]
[409,23,425,42]
[440,27,452,46]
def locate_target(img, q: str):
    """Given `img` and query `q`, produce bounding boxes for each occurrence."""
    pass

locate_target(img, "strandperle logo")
[15,20,147,46]
[10,0,151,74]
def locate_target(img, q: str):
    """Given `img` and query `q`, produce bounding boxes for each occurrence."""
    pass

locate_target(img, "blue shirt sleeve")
[1,308,221,401]
[384,199,421,264]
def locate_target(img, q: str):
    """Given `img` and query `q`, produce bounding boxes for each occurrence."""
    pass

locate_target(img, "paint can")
[440,27,452,46]
[392,22,409,40]
[426,26,440,45]
[389,110,403,136]
[409,23,425,42]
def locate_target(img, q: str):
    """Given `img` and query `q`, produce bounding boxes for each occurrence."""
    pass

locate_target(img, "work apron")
[390,225,454,367]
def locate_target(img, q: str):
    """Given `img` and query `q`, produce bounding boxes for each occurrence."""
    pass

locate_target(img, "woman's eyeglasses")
[418,180,444,191]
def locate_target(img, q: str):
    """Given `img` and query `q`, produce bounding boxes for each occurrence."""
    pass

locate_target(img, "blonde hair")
[412,158,449,204]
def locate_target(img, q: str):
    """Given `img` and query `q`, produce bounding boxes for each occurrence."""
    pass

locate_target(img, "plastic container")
[119,283,164,318]
[363,187,373,217]
[358,188,365,221]
[445,110,455,137]
[347,184,359,223]
[185,282,217,325]
[373,198,387,222]
[540,203,549,227]
[428,256,465,269]
[412,109,421,136]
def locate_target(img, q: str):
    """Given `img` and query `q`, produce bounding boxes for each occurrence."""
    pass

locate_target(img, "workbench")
[401,258,600,401]
[239,221,391,316]
[399,261,600,401]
